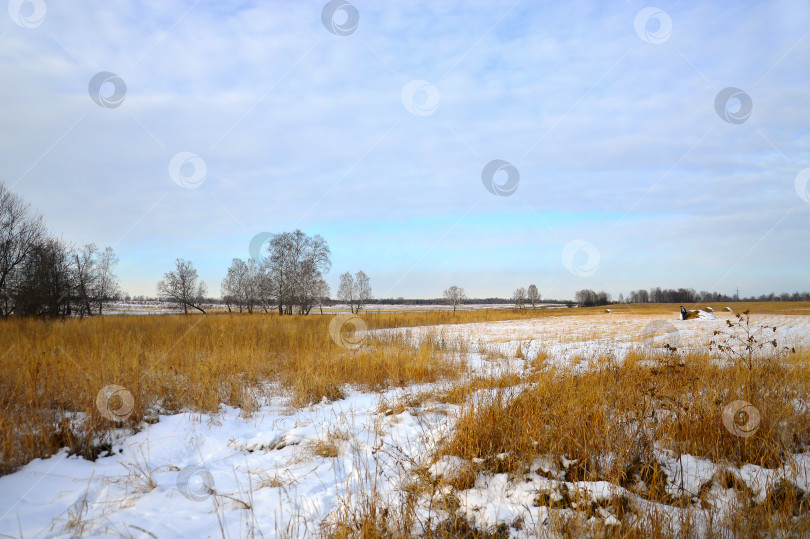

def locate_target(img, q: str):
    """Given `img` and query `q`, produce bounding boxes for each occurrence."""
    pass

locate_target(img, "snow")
[390,312,810,371]
[660,451,717,497]
[2,312,809,537]
[0,394,445,537]
[429,455,468,480]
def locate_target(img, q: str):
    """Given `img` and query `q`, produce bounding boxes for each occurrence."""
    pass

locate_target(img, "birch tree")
[527,284,540,308]
[157,258,207,314]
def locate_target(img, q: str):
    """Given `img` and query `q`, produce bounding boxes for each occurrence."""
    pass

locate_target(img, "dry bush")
[322,495,413,539]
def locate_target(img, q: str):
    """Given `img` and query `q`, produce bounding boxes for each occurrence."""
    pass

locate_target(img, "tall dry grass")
[330,307,810,536]
[434,345,810,536]
[0,312,465,476]
[2,303,809,535]
[446,351,810,472]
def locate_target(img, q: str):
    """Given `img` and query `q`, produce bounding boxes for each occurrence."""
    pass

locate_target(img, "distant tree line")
[362,297,570,306]
[622,287,810,304]
[0,182,120,318]
[9,177,807,318]
[625,288,703,304]
[745,292,810,302]
[574,287,810,307]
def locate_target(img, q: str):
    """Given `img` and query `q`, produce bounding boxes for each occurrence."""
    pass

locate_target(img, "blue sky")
[1,0,809,299]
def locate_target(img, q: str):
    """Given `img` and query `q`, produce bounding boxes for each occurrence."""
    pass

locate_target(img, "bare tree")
[13,237,74,318]
[244,258,260,313]
[337,271,355,312]
[73,243,98,317]
[94,246,120,314]
[71,244,121,317]
[263,230,331,315]
[575,289,595,307]
[157,258,207,314]
[255,268,275,313]
[293,259,327,314]
[512,287,526,309]
[0,181,46,317]
[527,284,540,308]
[222,258,245,312]
[221,258,261,313]
[354,271,372,313]
[337,270,372,313]
[314,278,330,314]
[443,285,466,313]
[574,289,611,307]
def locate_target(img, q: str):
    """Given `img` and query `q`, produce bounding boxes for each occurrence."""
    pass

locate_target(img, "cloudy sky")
[2,0,809,300]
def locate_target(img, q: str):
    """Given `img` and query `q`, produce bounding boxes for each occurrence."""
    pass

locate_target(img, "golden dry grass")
[0,312,465,475]
[445,352,810,471]
[320,304,810,537]
[2,303,809,536]
[434,347,810,536]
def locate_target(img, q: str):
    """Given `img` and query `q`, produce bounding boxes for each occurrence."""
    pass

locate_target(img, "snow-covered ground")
[395,312,810,370]
[0,393,449,537]
[1,313,808,537]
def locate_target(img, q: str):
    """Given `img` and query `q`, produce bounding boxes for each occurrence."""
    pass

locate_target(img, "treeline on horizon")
[4,181,809,316]
[119,290,810,308]
[574,288,810,307]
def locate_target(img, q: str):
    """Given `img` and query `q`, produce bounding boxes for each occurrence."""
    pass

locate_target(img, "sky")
[1,0,809,300]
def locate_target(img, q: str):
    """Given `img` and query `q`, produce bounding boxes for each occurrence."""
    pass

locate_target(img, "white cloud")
[1,0,808,298]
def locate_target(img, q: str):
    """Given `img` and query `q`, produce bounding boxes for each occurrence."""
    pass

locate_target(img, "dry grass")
[311,428,349,459]
[434,346,810,536]
[357,308,564,329]
[323,492,415,539]
[0,312,465,475]
[446,352,810,471]
[3,303,809,535]
[345,350,810,535]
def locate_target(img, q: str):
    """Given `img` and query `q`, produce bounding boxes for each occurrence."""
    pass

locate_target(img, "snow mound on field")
[429,455,469,480]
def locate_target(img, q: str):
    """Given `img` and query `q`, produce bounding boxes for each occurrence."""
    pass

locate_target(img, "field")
[1,303,809,537]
